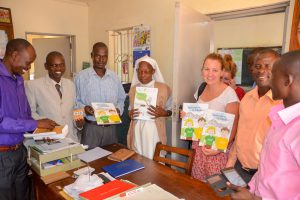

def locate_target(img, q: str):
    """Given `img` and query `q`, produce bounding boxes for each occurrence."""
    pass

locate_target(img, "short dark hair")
[254,48,280,63]
[92,42,108,52]
[276,50,300,76]
[5,38,32,57]
[256,48,280,57]
[247,47,265,67]
[46,51,64,63]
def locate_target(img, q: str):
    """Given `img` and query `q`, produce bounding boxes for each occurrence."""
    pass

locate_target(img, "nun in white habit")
[127,55,172,159]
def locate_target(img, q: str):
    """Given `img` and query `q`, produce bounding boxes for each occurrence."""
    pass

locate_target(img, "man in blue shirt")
[0,39,57,200]
[75,42,126,148]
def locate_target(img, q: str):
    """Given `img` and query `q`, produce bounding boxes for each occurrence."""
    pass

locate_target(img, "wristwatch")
[166,110,172,117]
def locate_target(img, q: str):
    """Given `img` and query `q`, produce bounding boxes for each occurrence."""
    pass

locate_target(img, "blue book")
[102,159,145,178]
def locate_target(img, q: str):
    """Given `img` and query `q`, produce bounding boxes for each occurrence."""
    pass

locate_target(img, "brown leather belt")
[85,118,111,127]
[0,143,22,152]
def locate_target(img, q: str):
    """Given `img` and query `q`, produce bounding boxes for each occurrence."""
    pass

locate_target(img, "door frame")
[25,32,76,80]
[171,2,213,152]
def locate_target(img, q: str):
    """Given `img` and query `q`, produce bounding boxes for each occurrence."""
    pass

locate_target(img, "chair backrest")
[153,143,195,175]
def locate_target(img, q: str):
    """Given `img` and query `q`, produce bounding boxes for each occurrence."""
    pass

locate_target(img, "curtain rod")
[106,24,143,32]
[207,1,289,21]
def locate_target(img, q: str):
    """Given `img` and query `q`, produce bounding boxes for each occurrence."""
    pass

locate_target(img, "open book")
[91,103,122,125]
[180,103,209,141]
[198,110,235,152]
[134,87,158,121]
[24,125,68,140]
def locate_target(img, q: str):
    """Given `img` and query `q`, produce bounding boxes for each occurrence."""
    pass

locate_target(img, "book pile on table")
[108,183,181,200]
[29,138,85,177]
[62,173,180,200]
[79,182,181,200]
[24,125,69,140]
[31,138,82,154]
[62,159,181,200]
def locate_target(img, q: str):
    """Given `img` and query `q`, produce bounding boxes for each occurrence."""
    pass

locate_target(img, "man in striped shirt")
[75,42,126,148]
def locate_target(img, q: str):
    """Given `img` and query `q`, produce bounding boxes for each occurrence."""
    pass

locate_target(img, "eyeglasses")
[47,63,65,68]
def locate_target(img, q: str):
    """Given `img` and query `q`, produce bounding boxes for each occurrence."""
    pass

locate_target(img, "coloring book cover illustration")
[180,103,209,141]
[91,103,121,125]
[134,87,158,121]
[199,110,235,152]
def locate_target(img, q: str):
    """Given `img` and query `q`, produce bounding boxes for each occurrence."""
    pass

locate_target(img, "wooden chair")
[153,143,195,175]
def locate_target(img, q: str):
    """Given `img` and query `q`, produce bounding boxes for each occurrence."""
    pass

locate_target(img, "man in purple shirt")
[229,50,300,199]
[0,39,57,200]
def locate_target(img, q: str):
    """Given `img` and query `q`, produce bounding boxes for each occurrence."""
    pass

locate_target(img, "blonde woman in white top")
[191,53,239,181]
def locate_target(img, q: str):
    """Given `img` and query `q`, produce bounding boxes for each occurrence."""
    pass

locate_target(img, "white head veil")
[131,55,165,86]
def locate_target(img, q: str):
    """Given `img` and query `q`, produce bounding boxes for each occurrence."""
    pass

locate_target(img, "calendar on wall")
[133,25,150,67]
[0,7,14,60]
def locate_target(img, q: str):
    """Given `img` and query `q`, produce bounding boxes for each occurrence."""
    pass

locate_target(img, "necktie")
[55,84,62,99]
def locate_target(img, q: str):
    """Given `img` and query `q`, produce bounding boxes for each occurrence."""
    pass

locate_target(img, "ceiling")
[56,0,290,14]
[54,0,93,6]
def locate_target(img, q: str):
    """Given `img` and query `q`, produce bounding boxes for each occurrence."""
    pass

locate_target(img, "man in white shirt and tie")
[25,51,83,142]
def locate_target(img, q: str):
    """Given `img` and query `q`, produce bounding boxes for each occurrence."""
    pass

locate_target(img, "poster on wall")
[218,49,243,85]
[0,7,12,23]
[133,25,151,67]
[289,0,300,50]
[0,30,8,59]
[0,7,14,60]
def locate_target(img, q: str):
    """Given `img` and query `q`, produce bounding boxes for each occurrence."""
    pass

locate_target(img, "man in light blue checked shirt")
[75,42,126,148]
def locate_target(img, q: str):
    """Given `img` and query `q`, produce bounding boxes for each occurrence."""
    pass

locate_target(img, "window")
[109,28,134,83]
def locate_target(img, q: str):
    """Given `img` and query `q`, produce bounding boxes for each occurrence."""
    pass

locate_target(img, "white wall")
[88,0,176,86]
[181,0,287,50]
[1,0,90,73]
[213,13,285,49]
[1,0,290,77]
[88,0,289,86]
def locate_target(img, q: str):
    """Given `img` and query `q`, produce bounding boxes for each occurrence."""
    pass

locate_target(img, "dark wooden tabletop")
[32,144,229,200]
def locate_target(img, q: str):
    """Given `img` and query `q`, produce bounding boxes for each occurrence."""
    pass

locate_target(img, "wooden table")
[32,144,229,200]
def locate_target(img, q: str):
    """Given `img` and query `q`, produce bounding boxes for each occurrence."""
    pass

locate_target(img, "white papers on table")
[109,184,181,200]
[98,172,116,182]
[30,138,81,154]
[64,174,103,200]
[78,147,112,163]
[73,166,95,177]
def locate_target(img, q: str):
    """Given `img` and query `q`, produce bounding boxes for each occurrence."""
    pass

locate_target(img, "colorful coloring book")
[42,159,65,169]
[198,109,235,153]
[134,87,158,121]
[91,103,121,125]
[73,108,84,121]
[180,103,209,141]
